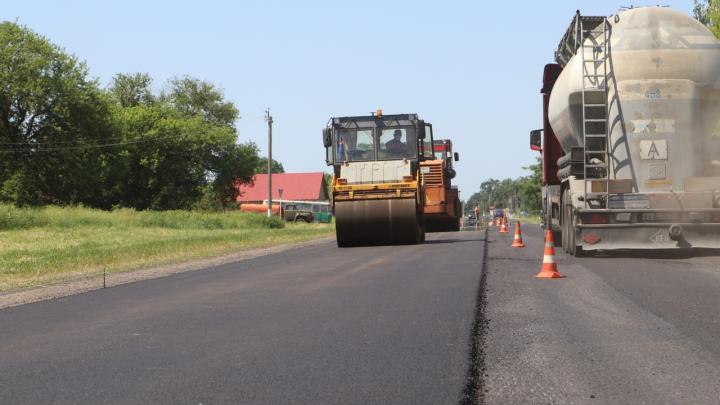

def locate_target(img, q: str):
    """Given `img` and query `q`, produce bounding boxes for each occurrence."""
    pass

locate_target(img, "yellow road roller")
[323,111,434,247]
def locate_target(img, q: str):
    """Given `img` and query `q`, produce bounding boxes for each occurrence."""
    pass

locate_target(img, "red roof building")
[236,172,329,203]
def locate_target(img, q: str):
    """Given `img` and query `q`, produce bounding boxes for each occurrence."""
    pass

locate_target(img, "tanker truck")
[422,139,462,232]
[532,7,720,255]
[323,111,433,247]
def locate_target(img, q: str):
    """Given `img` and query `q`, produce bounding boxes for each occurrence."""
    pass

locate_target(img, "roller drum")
[335,199,422,246]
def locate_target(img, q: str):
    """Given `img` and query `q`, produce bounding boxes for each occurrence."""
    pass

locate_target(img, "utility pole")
[265,108,273,218]
[278,188,284,219]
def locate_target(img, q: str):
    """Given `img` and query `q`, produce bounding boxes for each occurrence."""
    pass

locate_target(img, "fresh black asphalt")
[3,223,720,404]
[0,230,487,404]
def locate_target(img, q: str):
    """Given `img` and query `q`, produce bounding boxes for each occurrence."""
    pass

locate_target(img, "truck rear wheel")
[562,191,583,257]
[561,192,568,253]
[546,196,562,247]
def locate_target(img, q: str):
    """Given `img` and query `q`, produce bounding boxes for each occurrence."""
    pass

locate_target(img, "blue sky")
[3,0,698,198]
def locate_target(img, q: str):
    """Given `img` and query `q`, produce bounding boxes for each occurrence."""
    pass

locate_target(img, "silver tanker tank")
[548,7,720,192]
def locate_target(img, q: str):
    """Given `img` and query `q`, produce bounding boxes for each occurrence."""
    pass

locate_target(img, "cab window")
[378,127,417,160]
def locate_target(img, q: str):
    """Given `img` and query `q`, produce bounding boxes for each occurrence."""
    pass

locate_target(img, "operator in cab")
[385,129,407,157]
[336,135,348,162]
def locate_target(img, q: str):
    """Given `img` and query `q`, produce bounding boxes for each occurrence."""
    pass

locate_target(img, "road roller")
[323,111,434,247]
[422,139,461,232]
[532,7,720,254]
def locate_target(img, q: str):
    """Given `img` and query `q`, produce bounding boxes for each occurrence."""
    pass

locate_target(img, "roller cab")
[323,112,432,247]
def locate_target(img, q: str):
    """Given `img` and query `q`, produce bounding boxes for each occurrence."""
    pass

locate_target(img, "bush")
[0,204,285,230]
[0,205,48,229]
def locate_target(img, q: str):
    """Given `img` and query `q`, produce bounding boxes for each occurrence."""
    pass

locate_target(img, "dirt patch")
[0,237,334,309]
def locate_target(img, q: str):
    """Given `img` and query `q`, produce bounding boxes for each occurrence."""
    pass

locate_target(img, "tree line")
[695,0,720,36]
[0,21,282,210]
[465,159,542,217]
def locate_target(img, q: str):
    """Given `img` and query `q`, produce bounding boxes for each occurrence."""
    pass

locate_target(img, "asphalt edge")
[0,236,335,310]
[459,226,489,405]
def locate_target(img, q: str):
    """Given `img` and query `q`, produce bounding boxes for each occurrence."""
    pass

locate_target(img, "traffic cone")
[511,221,525,248]
[499,217,509,233]
[536,230,563,278]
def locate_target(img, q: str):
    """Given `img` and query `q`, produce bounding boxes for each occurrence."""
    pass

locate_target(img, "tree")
[324,172,333,203]
[465,158,543,217]
[109,73,155,107]
[108,102,258,210]
[106,73,258,210]
[254,157,285,174]
[210,142,259,208]
[695,0,720,38]
[163,76,238,127]
[0,23,258,210]
[0,22,112,206]
[516,158,542,215]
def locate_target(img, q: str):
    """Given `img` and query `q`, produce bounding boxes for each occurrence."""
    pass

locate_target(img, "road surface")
[2,224,720,404]
[484,224,720,404]
[0,231,486,404]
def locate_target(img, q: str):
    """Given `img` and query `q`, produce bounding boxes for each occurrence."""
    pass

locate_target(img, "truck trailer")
[533,7,720,254]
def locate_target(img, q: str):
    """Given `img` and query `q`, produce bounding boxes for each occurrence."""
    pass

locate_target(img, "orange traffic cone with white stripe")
[536,230,563,278]
[499,217,509,233]
[511,221,525,248]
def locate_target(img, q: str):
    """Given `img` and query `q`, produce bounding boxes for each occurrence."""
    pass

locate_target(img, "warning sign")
[639,140,667,160]
[650,230,671,245]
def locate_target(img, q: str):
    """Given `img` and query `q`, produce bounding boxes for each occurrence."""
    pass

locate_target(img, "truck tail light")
[336,178,347,185]
[583,233,602,244]
[582,213,609,224]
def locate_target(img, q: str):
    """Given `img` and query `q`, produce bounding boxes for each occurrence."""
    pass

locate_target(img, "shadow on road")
[424,238,486,245]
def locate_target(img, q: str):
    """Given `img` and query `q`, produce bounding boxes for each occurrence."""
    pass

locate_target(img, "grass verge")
[515,215,542,225]
[0,205,334,292]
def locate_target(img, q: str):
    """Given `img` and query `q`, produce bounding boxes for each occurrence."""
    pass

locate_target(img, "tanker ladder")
[579,13,611,209]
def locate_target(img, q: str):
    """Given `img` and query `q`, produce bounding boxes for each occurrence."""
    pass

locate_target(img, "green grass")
[515,214,542,225]
[0,205,334,291]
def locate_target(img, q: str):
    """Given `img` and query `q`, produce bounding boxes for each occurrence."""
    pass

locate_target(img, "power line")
[0,133,179,146]
[0,135,183,153]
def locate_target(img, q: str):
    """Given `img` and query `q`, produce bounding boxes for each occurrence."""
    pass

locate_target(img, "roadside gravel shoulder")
[0,236,334,309]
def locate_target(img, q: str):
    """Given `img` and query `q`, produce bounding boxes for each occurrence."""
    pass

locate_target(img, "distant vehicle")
[281,204,314,223]
[493,209,505,218]
[262,200,332,223]
[464,214,478,227]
